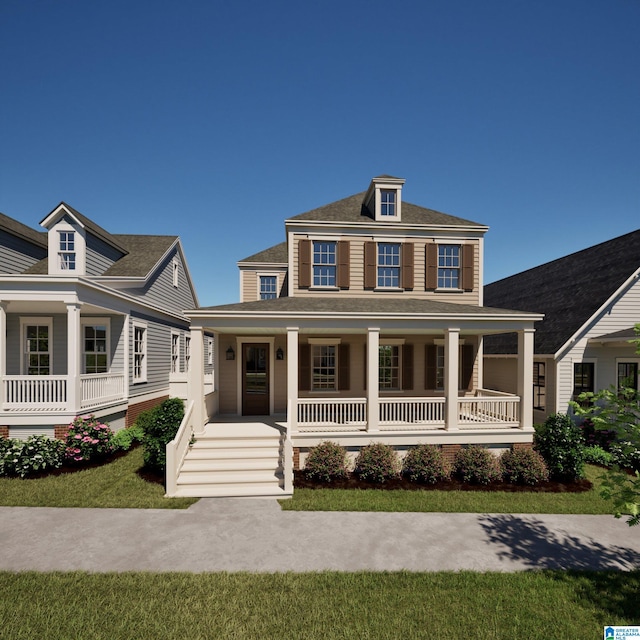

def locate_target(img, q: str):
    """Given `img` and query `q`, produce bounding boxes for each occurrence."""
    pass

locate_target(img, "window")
[533,362,546,410]
[617,362,638,390]
[377,243,400,288]
[438,245,460,289]
[573,362,594,398]
[312,345,336,390]
[24,322,51,375]
[435,345,446,389]
[380,190,396,216]
[59,231,76,270]
[433,344,472,390]
[313,241,336,287]
[172,258,179,288]
[133,323,147,382]
[379,345,400,390]
[207,337,214,366]
[259,275,278,300]
[171,333,179,374]
[185,335,191,373]
[83,324,108,374]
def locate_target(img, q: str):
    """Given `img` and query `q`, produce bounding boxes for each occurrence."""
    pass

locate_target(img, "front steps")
[172,422,291,498]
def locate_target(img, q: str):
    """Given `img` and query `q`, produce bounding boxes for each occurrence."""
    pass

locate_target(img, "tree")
[571,324,640,526]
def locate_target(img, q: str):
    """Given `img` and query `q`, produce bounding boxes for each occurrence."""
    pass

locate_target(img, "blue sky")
[1,0,638,306]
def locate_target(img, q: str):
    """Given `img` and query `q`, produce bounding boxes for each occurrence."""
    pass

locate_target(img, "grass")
[0,570,637,639]
[0,447,196,509]
[281,465,613,514]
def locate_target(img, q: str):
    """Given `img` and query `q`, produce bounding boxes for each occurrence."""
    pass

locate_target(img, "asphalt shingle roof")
[0,212,47,248]
[239,242,288,263]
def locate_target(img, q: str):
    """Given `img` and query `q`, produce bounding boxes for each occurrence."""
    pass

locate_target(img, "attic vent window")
[380,190,396,216]
[58,231,76,270]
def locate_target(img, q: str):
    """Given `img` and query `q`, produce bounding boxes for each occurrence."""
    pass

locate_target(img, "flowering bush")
[354,443,400,483]
[402,444,451,484]
[304,441,350,483]
[0,435,65,478]
[454,446,501,485]
[580,418,615,450]
[499,448,549,486]
[63,415,114,463]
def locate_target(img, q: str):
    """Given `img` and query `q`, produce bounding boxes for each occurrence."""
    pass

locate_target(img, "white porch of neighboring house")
[167,305,541,498]
[0,298,128,426]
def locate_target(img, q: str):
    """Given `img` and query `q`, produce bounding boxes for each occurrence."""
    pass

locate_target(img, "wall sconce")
[276,347,284,360]
[226,346,235,361]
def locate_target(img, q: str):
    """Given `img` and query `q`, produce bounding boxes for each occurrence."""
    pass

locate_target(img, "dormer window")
[380,190,396,217]
[363,175,405,222]
[59,231,76,270]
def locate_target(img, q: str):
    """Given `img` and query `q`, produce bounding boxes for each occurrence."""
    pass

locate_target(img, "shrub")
[64,415,114,463]
[304,441,349,483]
[583,444,614,467]
[141,398,185,472]
[610,441,640,472]
[0,435,65,478]
[112,424,144,452]
[354,443,400,483]
[579,418,615,450]
[499,448,549,486]
[454,446,501,485]
[402,445,451,484]
[533,413,585,481]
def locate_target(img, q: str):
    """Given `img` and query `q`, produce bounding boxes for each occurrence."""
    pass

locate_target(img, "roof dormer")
[41,204,87,276]
[363,175,406,222]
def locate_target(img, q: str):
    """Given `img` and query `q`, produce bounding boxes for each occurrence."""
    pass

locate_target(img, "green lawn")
[281,465,613,514]
[1,571,637,639]
[0,447,196,509]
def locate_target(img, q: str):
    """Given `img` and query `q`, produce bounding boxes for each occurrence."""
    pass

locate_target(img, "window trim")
[311,343,338,391]
[572,360,596,399]
[172,258,179,288]
[433,339,468,390]
[170,331,180,375]
[616,358,640,391]
[257,273,279,300]
[81,317,111,375]
[437,244,461,290]
[132,321,148,384]
[379,342,402,391]
[311,240,337,289]
[379,189,397,217]
[207,336,214,366]
[376,242,402,289]
[185,335,191,373]
[533,361,546,411]
[20,317,53,375]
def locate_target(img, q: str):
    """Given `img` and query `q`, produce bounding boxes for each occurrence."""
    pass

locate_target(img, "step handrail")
[165,400,195,497]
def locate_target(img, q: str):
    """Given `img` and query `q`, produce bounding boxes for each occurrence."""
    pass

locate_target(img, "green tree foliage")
[139,398,185,472]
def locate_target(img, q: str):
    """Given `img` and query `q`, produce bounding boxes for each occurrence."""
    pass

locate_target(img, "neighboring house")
[169,176,542,498]
[483,229,640,423]
[0,202,205,440]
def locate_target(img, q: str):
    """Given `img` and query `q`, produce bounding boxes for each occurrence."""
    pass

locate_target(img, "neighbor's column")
[517,328,535,430]
[445,328,460,431]
[367,328,380,432]
[287,327,299,431]
[66,302,82,413]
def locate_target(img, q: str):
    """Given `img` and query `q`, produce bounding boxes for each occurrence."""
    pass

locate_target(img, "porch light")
[226,346,235,361]
[276,347,284,360]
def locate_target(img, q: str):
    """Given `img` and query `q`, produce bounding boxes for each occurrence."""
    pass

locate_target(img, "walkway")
[1,500,639,572]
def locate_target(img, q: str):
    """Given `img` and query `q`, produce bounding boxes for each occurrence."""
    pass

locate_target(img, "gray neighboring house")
[484,229,640,422]
[0,202,208,440]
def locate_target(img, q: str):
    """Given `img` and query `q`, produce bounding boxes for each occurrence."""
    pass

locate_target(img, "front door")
[242,344,270,415]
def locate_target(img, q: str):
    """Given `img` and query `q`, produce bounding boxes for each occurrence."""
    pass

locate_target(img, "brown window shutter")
[462,244,474,291]
[298,239,311,288]
[425,244,438,290]
[402,344,414,391]
[460,344,474,391]
[299,344,310,391]
[402,243,414,290]
[338,343,350,390]
[425,344,437,389]
[337,241,350,289]
[364,241,376,289]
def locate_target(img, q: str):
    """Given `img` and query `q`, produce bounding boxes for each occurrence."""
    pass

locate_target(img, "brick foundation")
[0,426,8,440]
[512,442,533,451]
[125,395,169,428]
[293,447,301,470]
[54,425,68,440]
[440,443,462,465]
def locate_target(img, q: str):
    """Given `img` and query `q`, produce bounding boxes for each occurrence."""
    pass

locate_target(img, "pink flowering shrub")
[64,415,114,463]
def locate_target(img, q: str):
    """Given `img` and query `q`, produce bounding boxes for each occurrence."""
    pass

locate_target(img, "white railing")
[379,397,445,429]
[166,400,195,497]
[458,396,520,427]
[3,376,68,412]
[297,398,367,430]
[80,373,126,410]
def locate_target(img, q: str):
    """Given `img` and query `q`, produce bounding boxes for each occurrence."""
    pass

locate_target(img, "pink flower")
[74,434,82,440]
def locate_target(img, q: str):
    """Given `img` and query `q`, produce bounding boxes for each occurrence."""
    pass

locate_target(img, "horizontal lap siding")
[240,268,288,302]
[0,231,46,274]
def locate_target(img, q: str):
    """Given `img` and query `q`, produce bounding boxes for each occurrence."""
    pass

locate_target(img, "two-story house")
[0,202,205,440]
[168,176,542,498]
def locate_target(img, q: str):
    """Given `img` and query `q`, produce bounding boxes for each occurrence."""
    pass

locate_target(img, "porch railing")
[379,397,445,429]
[458,395,520,427]
[3,376,68,412]
[297,398,367,430]
[80,373,126,410]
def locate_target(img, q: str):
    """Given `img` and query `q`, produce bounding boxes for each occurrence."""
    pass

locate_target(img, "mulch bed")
[294,470,593,493]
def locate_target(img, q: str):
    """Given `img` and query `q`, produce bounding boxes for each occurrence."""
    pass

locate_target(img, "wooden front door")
[242,344,270,415]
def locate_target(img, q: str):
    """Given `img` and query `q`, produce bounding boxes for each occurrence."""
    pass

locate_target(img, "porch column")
[445,328,459,431]
[188,326,206,433]
[0,302,6,407]
[367,328,380,432]
[287,327,299,431]
[66,303,82,412]
[517,328,535,430]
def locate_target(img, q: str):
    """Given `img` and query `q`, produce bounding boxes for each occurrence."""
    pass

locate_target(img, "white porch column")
[517,328,535,430]
[287,327,299,431]
[188,326,206,433]
[445,328,460,431]
[367,328,380,432]
[0,302,6,408]
[66,303,82,412]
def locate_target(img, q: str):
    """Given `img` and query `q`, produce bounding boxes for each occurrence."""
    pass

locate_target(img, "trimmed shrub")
[304,441,349,483]
[454,446,501,485]
[64,415,114,463]
[499,448,549,486]
[610,440,640,472]
[0,435,66,478]
[140,398,185,472]
[354,443,400,483]
[402,444,451,484]
[583,444,614,467]
[533,413,585,480]
[112,424,144,452]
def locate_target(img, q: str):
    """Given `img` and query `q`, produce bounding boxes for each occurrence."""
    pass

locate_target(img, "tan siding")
[484,357,518,394]
[274,336,287,412]
[217,335,238,414]
[240,267,288,302]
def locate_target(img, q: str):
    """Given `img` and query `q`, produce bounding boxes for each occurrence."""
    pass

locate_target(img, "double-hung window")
[59,231,76,270]
[438,245,460,289]
[380,190,396,217]
[379,345,400,390]
[83,323,108,374]
[171,333,179,374]
[533,362,546,410]
[185,336,191,373]
[259,275,277,300]
[573,362,594,398]
[617,362,638,391]
[312,344,336,390]
[23,321,52,375]
[377,243,400,288]
[313,241,336,287]
[133,323,147,383]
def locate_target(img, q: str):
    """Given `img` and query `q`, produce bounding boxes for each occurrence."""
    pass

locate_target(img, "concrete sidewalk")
[1,500,639,572]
